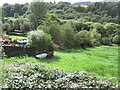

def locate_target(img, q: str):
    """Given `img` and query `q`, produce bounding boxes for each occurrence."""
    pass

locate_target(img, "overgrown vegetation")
[0,62,118,88]
[27,30,52,53]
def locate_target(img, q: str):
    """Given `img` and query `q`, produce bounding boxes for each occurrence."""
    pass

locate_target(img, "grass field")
[2,45,118,79]
[9,35,27,39]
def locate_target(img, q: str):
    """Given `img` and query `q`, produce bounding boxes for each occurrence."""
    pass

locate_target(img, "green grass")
[9,35,27,39]
[2,46,119,79]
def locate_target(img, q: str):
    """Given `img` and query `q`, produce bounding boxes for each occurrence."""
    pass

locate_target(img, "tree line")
[2,0,120,50]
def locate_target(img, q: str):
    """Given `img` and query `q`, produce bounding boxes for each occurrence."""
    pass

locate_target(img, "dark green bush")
[93,23,104,34]
[102,37,112,45]
[61,23,76,48]
[90,29,101,46]
[112,35,120,44]
[27,30,52,54]
[75,30,92,48]
[73,21,83,31]
[1,62,117,88]
[2,23,12,34]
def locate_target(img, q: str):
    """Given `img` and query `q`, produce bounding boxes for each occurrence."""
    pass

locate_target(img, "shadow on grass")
[59,48,92,54]
[35,55,61,63]
[3,54,61,64]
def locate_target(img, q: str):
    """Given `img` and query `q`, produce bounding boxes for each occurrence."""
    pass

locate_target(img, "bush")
[90,29,101,46]
[112,35,120,44]
[73,21,83,31]
[104,23,116,35]
[1,62,117,88]
[2,23,12,34]
[93,23,104,34]
[75,30,92,48]
[27,30,52,54]
[102,37,112,45]
[61,23,76,48]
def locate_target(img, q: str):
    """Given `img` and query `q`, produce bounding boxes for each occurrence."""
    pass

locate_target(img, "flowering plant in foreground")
[1,62,118,89]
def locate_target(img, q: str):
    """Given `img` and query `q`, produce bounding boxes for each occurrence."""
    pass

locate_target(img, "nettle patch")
[1,62,118,89]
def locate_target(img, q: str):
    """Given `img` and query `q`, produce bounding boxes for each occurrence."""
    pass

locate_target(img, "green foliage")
[27,30,52,53]
[2,2,120,48]
[73,21,83,31]
[102,37,112,45]
[2,23,12,33]
[93,23,104,34]
[104,23,116,36]
[3,3,28,17]
[29,0,48,29]
[14,13,19,18]
[13,19,20,30]
[74,5,86,12]
[90,29,101,46]
[61,23,76,48]
[40,13,60,26]
[38,14,63,45]
[1,62,117,88]
[75,30,91,48]
[112,35,120,44]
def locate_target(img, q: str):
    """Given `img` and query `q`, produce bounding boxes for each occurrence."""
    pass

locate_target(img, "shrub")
[1,62,117,88]
[104,23,116,35]
[102,37,112,45]
[90,29,101,46]
[75,30,91,48]
[13,20,20,30]
[113,35,120,44]
[61,23,76,48]
[49,24,63,45]
[73,21,83,31]
[14,13,19,18]
[27,30,52,54]
[2,23,11,34]
[93,23,104,34]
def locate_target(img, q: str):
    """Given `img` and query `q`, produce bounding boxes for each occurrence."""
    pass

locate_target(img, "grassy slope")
[2,46,118,79]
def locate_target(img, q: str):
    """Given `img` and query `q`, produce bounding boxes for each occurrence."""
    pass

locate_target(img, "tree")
[2,23,11,34]
[28,30,52,53]
[14,13,19,18]
[102,37,112,45]
[75,30,91,48]
[29,0,48,29]
[104,23,116,36]
[112,35,120,44]
[93,23,105,36]
[37,14,63,46]
[13,20,20,30]
[61,22,76,48]
[90,29,101,46]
